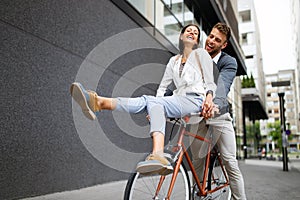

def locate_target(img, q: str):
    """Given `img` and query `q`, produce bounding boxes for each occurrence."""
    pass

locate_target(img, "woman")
[70,24,216,175]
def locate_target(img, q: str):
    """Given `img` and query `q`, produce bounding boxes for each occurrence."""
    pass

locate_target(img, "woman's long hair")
[178,24,201,55]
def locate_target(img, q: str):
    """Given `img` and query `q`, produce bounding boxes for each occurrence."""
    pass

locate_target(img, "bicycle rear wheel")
[207,156,231,200]
[124,163,191,200]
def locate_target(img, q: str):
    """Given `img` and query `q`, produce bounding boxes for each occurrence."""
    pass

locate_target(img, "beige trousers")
[189,113,247,200]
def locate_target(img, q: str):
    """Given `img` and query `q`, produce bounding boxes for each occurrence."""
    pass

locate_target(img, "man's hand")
[201,94,214,119]
[146,115,150,121]
[201,94,220,119]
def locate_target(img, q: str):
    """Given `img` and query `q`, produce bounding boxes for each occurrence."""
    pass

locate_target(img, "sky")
[253,0,295,74]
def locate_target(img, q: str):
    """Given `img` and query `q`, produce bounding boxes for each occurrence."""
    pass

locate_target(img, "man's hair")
[213,22,231,42]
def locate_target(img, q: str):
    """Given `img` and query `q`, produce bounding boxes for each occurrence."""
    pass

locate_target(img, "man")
[190,22,247,200]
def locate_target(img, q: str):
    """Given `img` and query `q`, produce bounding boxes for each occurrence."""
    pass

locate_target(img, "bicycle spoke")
[124,164,190,200]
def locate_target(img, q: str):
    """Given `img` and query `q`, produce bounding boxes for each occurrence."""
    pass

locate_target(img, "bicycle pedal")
[163,152,176,163]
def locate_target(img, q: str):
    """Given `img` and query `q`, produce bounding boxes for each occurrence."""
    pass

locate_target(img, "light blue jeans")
[115,95,203,135]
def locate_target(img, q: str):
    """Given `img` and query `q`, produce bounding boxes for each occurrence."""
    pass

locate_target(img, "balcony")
[242,87,268,120]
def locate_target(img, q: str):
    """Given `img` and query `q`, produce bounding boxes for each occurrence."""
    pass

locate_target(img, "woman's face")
[181,25,199,45]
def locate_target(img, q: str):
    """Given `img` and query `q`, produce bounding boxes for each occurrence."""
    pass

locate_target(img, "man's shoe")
[136,154,173,176]
[70,82,100,120]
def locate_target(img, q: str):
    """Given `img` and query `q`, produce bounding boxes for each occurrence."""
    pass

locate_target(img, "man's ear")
[221,41,228,50]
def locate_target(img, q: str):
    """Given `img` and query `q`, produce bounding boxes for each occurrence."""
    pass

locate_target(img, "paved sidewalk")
[23,159,300,200]
[23,180,128,200]
[241,159,300,200]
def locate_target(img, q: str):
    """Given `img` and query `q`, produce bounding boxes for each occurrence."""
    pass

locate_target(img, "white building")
[238,0,268,157]
[291,0,300,122]
[265,70,300,150]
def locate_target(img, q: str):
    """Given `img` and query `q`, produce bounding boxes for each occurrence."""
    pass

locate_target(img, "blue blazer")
[213,51,237,114]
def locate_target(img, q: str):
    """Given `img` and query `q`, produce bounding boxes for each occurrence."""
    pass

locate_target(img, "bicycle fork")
[154,125,186,200]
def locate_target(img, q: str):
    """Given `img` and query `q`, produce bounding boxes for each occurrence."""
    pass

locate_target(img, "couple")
[70,23,246,199]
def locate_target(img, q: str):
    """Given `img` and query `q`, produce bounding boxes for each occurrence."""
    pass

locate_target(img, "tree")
[241,73,256,88]
[249,73,255,87]
[246,121,261,154]
[267,120,293,153]
[268,121,282,152]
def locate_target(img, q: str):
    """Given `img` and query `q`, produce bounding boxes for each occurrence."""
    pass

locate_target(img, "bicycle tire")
[124,163,191,200]
[207,156,231,200]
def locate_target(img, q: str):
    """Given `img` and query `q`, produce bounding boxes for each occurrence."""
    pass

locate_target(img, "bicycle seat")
[167,113,203,124]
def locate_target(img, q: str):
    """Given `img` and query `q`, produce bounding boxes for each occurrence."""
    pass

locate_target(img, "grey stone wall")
[0,0,173,199]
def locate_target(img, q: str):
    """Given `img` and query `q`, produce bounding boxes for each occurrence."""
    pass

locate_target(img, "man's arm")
[213,54,237,114]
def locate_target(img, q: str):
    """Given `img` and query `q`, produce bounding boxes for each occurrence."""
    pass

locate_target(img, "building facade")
[238,0,266,104]
[264,70,300,151]
[237,0,268,157]
[291,0,300,121]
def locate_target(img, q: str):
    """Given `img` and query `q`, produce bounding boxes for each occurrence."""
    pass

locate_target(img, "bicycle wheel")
[207,156,231,200]
[124,163,191,200]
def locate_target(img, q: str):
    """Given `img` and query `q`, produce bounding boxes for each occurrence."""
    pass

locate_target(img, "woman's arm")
[194,48,217,118]
[156,56,177,97]
[196,48,216,95]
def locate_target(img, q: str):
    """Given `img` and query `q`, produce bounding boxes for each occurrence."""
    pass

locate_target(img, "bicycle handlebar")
[186,112,202,117]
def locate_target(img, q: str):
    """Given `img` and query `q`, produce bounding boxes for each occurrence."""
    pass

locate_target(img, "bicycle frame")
[157,117,230,200]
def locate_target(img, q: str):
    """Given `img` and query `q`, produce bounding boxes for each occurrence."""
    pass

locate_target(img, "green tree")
[249,73,255,87]
[241,74,256,88]
[245,75,250,87]
[268,121,293,153]
[246,121,261,154]
[268,121,282,151]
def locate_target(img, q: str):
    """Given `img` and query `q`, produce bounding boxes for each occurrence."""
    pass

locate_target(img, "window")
[127,0,155,24]
[241,33,247,45]
[127,0,199,48]
[240,10,251,22]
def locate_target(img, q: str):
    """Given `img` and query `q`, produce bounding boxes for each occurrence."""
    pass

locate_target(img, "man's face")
[205,28,228,58]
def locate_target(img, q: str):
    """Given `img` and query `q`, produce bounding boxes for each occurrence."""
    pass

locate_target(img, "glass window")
[240,10,251,22]
[162,0,171,7]
[241,33,247,45]
[127,0,199,49]
[183,3,194,25]
[156,0,181,47]
[127,0,155,24]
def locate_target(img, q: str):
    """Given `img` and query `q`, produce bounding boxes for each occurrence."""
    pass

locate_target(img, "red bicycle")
[124,113,231,200]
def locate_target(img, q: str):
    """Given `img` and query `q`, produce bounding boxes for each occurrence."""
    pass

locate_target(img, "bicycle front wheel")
[124,163,190,200]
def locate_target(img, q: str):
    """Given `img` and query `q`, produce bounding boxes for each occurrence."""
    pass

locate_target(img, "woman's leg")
[70,82,116,120]
[70,82,150,119]
[71,83,203,175]
[136,95,203,175]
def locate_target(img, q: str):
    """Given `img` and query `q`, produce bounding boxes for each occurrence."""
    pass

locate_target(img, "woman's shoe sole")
[136,160,173,175]
[70,83,96,120]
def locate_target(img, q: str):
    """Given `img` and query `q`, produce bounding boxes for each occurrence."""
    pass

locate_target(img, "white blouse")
[156,48,216,98]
